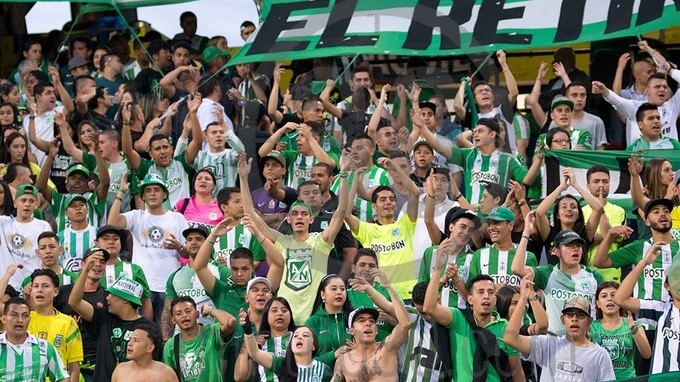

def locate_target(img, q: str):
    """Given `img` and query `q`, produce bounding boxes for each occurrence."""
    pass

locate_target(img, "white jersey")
[23,106,64,165]
[0,217,52,288]
[639,299,680,374]
[58,225,97,273]
[192,131,246,192]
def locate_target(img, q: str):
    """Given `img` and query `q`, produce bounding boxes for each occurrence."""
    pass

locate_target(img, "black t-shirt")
[170,88,190,144]
[339,109,368,143]
[86,307,160,381]
[50,144,76,193]
[72,109,117,132]
[54,283,107,364]
[135,68,163,96]
[277,210,356,274]
[275,112,302,130]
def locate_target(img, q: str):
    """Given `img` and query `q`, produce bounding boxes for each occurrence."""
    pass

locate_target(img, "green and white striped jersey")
[137,156,192,209]
[398,306,446,382]
[533,264,603,335]
[82,152,137,213]
[165,262,230,326]
[0,332,69,382]
[50,191,106,233]
[191,131,246,193]
[57,225,97,273]
[102,260,152,298]
[610,239,680,328]
[418,246,473,310]
[331,165,391,222]
[271,356,331,382]
[258,332,291,382]
[447,148,528,204]
[639,300,680,374]
[212,224,266,265]
[468,245,538,287]
[281,150,339,189]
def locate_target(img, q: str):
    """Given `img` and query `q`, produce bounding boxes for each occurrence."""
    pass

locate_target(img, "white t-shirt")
[197,98,234,131]
[23,106,64,166]
[0,217,53,288]
[122,210,188,292]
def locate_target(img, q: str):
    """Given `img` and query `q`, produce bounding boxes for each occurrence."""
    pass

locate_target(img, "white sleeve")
[669,69,680,106]
[523,335,552,367]
[122,210,139,231]
[604,92,639,119]
[176,213,189,245]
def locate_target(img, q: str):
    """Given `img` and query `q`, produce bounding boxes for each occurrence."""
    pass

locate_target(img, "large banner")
[0,0,196,9]
[229,0,680,65]
[543,149,680,216]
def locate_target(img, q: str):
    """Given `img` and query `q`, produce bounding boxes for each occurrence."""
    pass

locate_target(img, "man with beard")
[582,166,626,282]
[162,296,235,381]
[161,226,230,340]
[311,162,337,211]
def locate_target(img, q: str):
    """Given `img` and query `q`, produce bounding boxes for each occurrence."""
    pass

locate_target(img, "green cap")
[15,184,39,200]
[289,200,313,215]
[64,194,88,208]
[105,277,143,306]
[550,96,574,111]
[201,46,230,63]
[259,150,286,167]
[667,259,680,296]
[66,164,90,178]
[483,206,515,223]
[139,173,169,200]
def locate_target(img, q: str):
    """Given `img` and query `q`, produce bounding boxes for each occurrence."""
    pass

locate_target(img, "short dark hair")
[586,165,610,183]
[230,247,254,263]
[305,121,324,138]
[566,81,588,93]
[311,162,333,176]
[349,133,374,148]
[197,77,219,97]
[216,186,240,207]
[147,39,170,57]
[172,40,191,53]
[388,150,410,161]
[240,21,256,30]
[636,102,659,122]
[353,248,379,266]
[30,268,59,288]
[3,162,30,183]
[70,36,91,51]
[28,70,49,85]
[3,296,29,315]
[37,231,59,244]
[34,82,54,97]
[646,72,667,86]
[297,180,318,194]
[148,134,170,149]
[180,11,197,24]
[3,285,18,299]
[99,54,117,71]
[135,322,162,351]
[371,185,395,203]
[545,128,571,149]
[468,274,495,291]
[411,282,429,305]
[170,295,197,313]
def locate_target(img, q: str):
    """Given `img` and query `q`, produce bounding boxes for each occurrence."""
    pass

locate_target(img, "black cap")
[418,101,437,112]
[554,230,586,246]
[444,207,482,231]
[477,118,500,133]
[182,226,210,239]
[644,198,674,217]
[96,225,122,240]
[82,247,110,262]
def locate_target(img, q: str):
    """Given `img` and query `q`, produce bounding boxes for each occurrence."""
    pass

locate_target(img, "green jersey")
[83,152,138,213]
[626,136,680,152]
[591,319,639,380]
[208,276,247,319]
[271,356,332,382]
[102,260,152,299]
[212,224,266,265]
[331,165,390,222]
[279,131,342,159]
[536,127,592,150]
[468,245,538,287]
[57,225,97,273]
[347,284,393,341]
[191,131,245,193]
[399,306,447,382]
[447,309,517,382]
[0,333,69,382]
[418,246,473,309]
[50,190,106,233]
[258,332,291,382]
[447,147,528,204]
[165,262,231,326]
[281,150,339,189]
[163,322,229,382]
[533,264,603,335]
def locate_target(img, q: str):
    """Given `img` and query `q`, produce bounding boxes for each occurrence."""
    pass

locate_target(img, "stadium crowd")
[1,8,680,382]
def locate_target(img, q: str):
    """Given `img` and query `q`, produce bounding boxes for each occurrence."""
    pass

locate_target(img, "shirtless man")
[111,324,178,382]
[333,270,411,381]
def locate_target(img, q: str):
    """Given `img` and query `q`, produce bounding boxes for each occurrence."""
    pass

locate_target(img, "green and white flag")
[229,0,680,65]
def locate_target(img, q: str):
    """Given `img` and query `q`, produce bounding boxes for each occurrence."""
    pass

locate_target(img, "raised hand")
[523,210,536,233]
[591,81,607,95]
[618,53,631,69]
[396,83,408,100]
[609,225,634,242]
[553,62,567,78]
[398,126,410,145]
[49,138,61,156]
[628,155,643,177]
[273,63,284,84]
[496,50,507,67]
[519,273,535,299]
[348,276,371,292]
[643,241,665,266]
[380,84,391,103]
[537,62,549,81]
[409,82,422,103]
[325,79,336,89]
[237,153,252,177]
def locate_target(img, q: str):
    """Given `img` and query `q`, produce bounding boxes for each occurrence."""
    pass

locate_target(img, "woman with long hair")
[76,120,97,153]
[255,297,296,382]
[0,103,21,130]
[304,274,354,366]
[591,281,651,379]
[175,169,222,229]
[534,168,605,264]
[0,180,16,216]
[629,156,678,240]
[0,133,52,189]
[245,326,332,382]
[0,84,21,107]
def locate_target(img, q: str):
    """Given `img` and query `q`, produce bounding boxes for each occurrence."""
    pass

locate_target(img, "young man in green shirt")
[163,296,236,382]
[424,239,524,382]
[626,103,680,151]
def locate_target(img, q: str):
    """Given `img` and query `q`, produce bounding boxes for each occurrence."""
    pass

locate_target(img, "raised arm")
[0,264,21,312]
[534,172,569,241]
[497,51,518,105]
[26,100,51,154]
[565,168,603,241]
[613,242,664,314]
[35,140,59,202]
[512,212,536,278]
[423,171,442,244]
[268,64,285,124]
[183,94,204,165]
[417,112,454,161]
[201,304,236,340]
[55,113,84,162]
[503,274,535,355]
[379,157,419,221]
[106,172,129,228]
[344,168,364,235]
[242,212,284,269]
[257,123,294,157]
[321,151,350,245]
[552,62,571,87]
[422,238,456,326]
[452,79,468,120]
[93,138,110,201]
[527,62,549,128]
[48,66,74,116]
[320,79,343,119]
[367,85,389,142]
[243,317,274,369]
[376,269,411,351]
[237,153,281,243]
[121,103,143,171]
[195,218,233,294]
[68,254,100,322]
[612,53,631,96]
[300,123,336,169]
[628,155,649,211]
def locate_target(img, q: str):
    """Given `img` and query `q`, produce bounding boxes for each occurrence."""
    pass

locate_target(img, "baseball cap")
[82,246,110,262]
[483,206,515,223]
[97,225,122,240]
[289,200,313,215]
[347,306,379,330]
[201,46,230,63]
[292,86,313,101]
[247,277,272,292]
[182,226,209,239]
[554,230,586,246]
[551,96,574,111]
[15,184,39,200]
[413,140,434,152]
[476,118,500,134]
[644,198,674,217]
[259,150,286,167]
[444,207,481,230]
[68,56,90,71]
[105,277,143,306]
[418,101,437,113]
[66,164,90,178]
[139,173,169,200]
[561,296,590,315]
[64,194,88,208]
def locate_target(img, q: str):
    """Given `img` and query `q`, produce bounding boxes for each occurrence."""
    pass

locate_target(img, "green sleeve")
[510,155,529,183]
[89,193,107,218]
[525,252,538,267]
[174,154,192,173]
[249,236,266,261]
[270,355,284,374]
[532,265,553,291]
[327,134,342,158]
[165,271,177,300]
[578,130,592,150]
[591,268,605,285]
[21,275,31,289]
[326,151,340,166]
[47,343,69,381]
[673,140,680,149]
[448,147,467,166]
[609,241,642,268]
[216,262,231,281]
[304,313,320,331]
[50,189,63,218]
[162,337,176,368]
[136,158,154,180]
[133,264,152,299]
[379,170,391,185]
[467,250,482,283]
[82,151,97,171]
[315,350,337,368]
[418,247,435,283]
